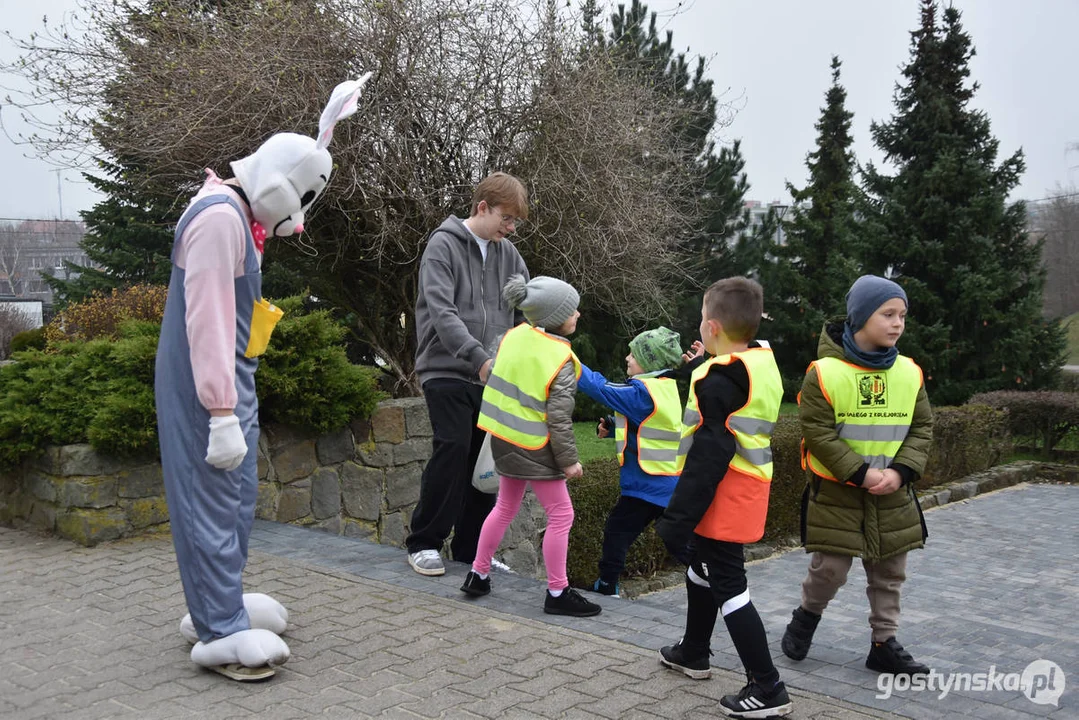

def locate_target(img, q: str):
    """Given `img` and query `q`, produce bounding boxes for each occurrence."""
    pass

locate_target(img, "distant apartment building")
[742,200,795,246]
[0,219,92,309]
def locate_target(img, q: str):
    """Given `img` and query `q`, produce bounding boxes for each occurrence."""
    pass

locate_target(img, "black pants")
[405,378,495,562]
[597,495,665,584]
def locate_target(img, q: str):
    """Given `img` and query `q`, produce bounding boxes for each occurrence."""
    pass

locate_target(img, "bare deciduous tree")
[3,0,713,391]
[1031,186,1079,319]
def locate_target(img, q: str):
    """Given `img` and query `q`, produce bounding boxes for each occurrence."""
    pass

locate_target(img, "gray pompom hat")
[502,274,580,330]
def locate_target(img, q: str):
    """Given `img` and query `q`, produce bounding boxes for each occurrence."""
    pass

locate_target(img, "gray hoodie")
[414,216,529,386]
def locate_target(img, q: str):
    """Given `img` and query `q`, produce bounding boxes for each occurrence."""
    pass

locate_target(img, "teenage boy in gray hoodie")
[406,172,531,577]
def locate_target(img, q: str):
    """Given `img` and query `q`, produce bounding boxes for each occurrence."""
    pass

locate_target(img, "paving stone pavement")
[0,482,1073,719]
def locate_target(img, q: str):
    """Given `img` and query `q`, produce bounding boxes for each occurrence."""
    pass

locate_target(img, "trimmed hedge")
[564,404,1010,587]
[968,391,1079,458]
[9,327,46,354]
[0,297,384,470]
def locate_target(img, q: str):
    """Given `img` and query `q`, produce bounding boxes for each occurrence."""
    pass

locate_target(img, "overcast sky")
[2,0,1077,221]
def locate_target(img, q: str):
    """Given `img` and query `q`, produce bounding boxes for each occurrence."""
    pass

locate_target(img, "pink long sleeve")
[173,182,253,411]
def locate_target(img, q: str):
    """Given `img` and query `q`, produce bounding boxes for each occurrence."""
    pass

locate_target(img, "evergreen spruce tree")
[760,56,862,386]
[45,162,175,307]
[861,0,1065,404]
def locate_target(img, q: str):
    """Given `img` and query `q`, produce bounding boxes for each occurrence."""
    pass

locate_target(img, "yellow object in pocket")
[245,298,284,358]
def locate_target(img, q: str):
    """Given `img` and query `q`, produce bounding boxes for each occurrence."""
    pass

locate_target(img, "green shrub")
[0,297,384,469]
[967,391,1079,458]
[919,404,1011,485]
[9,327,46,354]
[44,284,168,345]
[1058,371,1079,393]
[256,296,385,431]
[0,321,160,468]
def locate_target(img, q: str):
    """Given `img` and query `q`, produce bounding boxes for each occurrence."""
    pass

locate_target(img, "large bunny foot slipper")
[180,593,289,644]
[190,629,289,682]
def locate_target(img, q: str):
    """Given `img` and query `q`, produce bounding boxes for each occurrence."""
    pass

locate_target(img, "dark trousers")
[597,495,665,584]
[682,536,780,686]
[406,378,495,562]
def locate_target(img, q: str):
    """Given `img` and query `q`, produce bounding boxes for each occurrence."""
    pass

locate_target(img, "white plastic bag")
[471,433,499,494]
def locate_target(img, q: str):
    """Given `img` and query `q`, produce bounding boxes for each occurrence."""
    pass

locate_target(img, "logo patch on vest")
[857,373,887,407]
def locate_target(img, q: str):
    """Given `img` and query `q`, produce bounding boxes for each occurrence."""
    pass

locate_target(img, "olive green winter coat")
[799,321,932,561]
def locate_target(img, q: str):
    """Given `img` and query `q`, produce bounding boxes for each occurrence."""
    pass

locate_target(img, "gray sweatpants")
[800,551,907,643]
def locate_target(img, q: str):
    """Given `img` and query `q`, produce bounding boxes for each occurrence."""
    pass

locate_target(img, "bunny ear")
[316,71,373,150]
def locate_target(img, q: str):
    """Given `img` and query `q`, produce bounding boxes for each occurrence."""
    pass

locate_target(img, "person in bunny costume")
[155,74,371,681]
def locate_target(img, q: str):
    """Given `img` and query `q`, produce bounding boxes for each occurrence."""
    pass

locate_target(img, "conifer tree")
[861,0,1064,404]
[760,56,862,384]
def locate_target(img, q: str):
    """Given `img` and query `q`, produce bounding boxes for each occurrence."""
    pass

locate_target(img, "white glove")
[206,415,248,471]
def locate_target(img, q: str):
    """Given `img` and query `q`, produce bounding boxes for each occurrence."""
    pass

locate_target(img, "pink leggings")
[472,476,574,591]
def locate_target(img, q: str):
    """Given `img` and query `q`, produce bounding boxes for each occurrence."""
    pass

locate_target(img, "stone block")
[501,540,538,579]
[403,399,433,438]
[263,424,313,451]
[379,511,409,547]
[256,481,280,520]
[392,437,432,465]
[33,448,61,474]
[59,477,118,509]
[121,497,170,529]
[117,465,164,499]
[316,516,342,535]
[385,462,423,510]
[371,404,407,444]
[350,417,372,445]
[56,507,128,546]
[277,481,311,523]
[311,468,341,520]
[27,500,57,531]
[933,489,951,506]
[357,441,393,468]
[26,472,58,503]
[56,444,125,477]
[340,462,383,522]
[317,428,355,465]
[273,441,318,483]
[342,518,377,539]
[918,493,939,510]
[949,481,978,501]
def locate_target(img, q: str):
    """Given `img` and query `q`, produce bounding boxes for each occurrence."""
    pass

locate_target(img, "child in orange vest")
[655,277,792,718]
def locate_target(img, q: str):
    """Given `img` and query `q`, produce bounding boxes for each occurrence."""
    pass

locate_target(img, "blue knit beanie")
[846,275,908,331]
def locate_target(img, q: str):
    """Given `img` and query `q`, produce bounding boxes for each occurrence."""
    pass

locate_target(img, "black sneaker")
[460,571,491,597]
[780,606,821,661]
[866,637,930,676]
[592,579,621,597]
[720,679,793,718]
[544,588,601,617]
[659,640,712,680]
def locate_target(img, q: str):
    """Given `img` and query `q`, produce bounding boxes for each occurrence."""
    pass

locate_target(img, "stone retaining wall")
[0,398,546,577]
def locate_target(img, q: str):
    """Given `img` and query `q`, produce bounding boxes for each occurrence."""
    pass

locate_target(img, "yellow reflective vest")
[477,323,582,450]
[677,347,783,543]
[614,375,682,475]
[803,355,923,480]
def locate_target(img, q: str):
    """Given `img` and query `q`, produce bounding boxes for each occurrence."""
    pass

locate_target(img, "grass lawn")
[1066,312,1079,365]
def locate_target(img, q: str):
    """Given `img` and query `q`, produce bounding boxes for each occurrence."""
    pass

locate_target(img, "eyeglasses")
[490,207,524,226]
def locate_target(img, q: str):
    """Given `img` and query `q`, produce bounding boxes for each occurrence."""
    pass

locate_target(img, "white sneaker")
[408,549,445,576]
[490,558,515,574]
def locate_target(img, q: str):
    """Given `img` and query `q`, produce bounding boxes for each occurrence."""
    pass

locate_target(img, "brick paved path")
[2,482,1074,718]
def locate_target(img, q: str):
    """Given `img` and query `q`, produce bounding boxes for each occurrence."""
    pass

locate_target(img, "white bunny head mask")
[231,73,371,238]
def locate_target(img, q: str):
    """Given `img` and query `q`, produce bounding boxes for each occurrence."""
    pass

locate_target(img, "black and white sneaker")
[543,588,601,617]
[720,680,793,718]
[659,640,712,679]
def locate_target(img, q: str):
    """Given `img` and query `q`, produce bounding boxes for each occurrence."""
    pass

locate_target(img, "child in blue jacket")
[577,326,686,596]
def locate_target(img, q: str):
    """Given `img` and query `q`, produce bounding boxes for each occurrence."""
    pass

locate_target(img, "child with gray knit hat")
[466,275,602,617]
[577,325,686,597]
[782,273,934,678]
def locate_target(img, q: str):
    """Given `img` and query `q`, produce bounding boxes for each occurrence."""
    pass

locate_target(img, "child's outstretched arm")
[577,362,656,426]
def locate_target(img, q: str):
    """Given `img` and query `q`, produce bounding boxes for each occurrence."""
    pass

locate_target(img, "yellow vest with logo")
[677,348,783,481]
[477,323,582,450]
[804,355,923,481]
[614,375,682,475]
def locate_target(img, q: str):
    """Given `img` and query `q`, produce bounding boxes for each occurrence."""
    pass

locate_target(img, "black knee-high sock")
[723,601,780,687]
[682,576,719,656]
